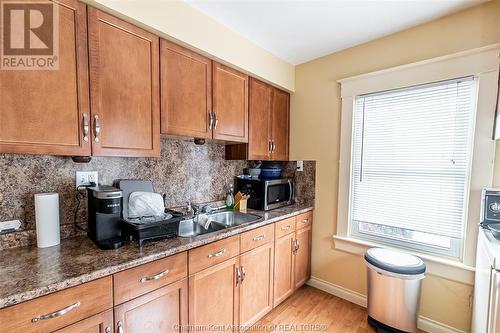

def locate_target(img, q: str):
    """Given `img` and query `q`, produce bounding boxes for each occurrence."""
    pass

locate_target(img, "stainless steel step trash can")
[365,248,426,333]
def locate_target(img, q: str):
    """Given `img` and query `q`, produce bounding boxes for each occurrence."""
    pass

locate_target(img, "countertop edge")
[0,206,313,309]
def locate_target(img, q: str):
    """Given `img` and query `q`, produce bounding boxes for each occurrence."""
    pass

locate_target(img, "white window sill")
[333,235,475,285]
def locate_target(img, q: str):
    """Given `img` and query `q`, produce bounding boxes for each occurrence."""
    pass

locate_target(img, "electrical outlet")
[0,220,21,233]
[75,171,98,188]
[296,160,304,172]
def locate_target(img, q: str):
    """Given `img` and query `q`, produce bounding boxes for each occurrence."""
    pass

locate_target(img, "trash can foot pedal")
[368,316,410,333]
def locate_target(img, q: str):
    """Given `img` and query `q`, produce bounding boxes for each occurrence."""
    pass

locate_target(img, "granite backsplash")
[0,137,315,249]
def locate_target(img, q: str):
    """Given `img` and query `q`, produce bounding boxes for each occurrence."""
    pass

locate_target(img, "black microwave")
[235,177,293,211]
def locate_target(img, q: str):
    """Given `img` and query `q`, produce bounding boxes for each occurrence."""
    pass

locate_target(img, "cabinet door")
[114,279,188,333]
[294,226,312,289]
[248,78,272,160]
[212,62,248,143]
[0,0,91,156]
[271,88,290,161]
[54,310,113,333]
[88,8,160,157]
[189,257,240,331]
[160,40,212,139]
[273,233,295,307]
[239,243,274,328]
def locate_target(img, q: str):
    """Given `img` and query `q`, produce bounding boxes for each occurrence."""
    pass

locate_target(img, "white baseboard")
[307,276,467,333]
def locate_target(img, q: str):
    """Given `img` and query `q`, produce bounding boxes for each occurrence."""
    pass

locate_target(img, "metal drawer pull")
[93,115,101,143]
[240,266,246,282]
[208,248,226,258]
[281,225,291,231]
[214,111,219,129]
[300,219,309,224]
[208,111,214,129]
[140,269,169,283]
[252,234,265,241]
[117,320,124,333]
[236,266,241,286]
[268,141,272,153]
[31,301,81,323]
[82,113,89,142]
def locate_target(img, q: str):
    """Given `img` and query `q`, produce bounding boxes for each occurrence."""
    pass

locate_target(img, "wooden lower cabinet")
[294,225,312,289]
[239,243,274,328]
[273,232,295,307]
[189,257,240,331]
[114,279,188,333]
[54,310,113,333]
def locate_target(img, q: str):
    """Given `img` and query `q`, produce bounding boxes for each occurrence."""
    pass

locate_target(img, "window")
[349,77,476,258]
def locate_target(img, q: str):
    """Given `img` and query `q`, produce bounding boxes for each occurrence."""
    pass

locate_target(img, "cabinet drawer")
[0,277,112,333]
[275,217,296,238]
[53,310,113,333]
[296,211,313,230]
[240,224,274,253]
[113,252,187,305]
[189,236,240,274]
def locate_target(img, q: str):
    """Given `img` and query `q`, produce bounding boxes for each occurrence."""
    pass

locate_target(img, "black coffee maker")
[87,185,124,250]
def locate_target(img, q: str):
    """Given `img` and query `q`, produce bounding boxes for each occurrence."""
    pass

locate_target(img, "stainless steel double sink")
[178,211,261,237]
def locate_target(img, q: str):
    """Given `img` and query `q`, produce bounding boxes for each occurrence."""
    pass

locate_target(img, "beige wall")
[84,0,295,91]
[290,2,500,331]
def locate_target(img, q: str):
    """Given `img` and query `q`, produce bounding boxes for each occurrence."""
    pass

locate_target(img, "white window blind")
[350,77,476,256]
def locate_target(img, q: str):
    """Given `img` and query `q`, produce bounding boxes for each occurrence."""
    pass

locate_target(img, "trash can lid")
[365,248,426,275]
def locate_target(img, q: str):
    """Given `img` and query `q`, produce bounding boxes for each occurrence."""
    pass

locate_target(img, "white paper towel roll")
[35,193,60,248]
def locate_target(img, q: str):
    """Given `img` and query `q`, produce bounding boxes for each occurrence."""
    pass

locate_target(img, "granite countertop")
[0,203,313,309]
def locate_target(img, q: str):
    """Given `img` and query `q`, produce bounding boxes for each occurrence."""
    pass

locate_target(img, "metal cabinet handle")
[82,113,89,142]
[300,219,309,224]
[208,248,226,258]
[295,240,300,252]
[281,225,291,231]
[140,269,169,283]
[105,327,111,333]
[268,141,272,153]
[208,111,214,129]
[213,111,219,129]
[236,266,241,286]
[117,320,124,333]
[93,115,101,143]
[272,141,276,152]
[252,234,265,241]
[31,301,80,323]
[240,266,246,283]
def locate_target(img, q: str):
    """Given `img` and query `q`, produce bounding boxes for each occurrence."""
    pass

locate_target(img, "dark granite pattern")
[0,204,313,309]
[0,136,315,249]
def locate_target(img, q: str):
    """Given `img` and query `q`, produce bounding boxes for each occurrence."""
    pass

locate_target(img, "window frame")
[335,45,499,283]
[348,77,477,259]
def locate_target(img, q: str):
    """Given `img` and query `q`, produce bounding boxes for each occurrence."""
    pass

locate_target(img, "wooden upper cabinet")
[88,8,160,157]
[161,40,212,139]
[0,0,90,156]
[225,80,289,161]
[213,62,249,143]
[271,88,290,161]
[247,79,273,160]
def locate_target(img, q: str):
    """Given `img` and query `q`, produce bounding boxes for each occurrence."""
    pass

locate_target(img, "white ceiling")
[185,0,485,65]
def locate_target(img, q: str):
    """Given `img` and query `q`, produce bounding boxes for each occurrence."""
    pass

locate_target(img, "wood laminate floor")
[250,285,426,333]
